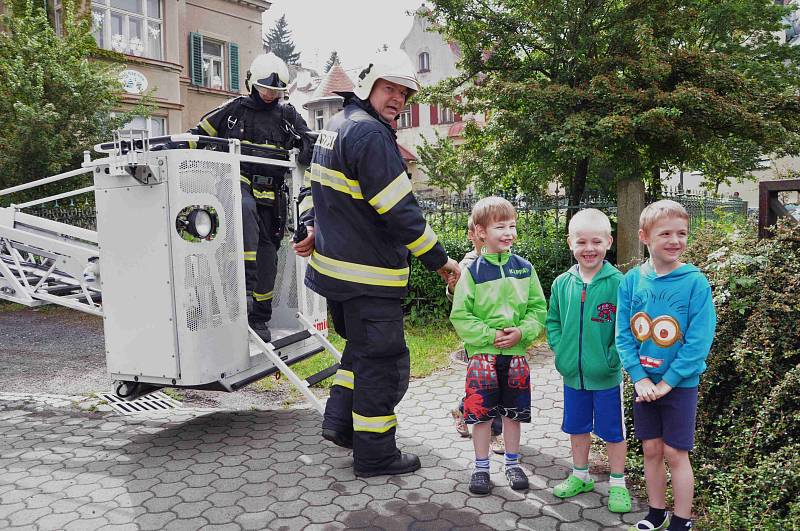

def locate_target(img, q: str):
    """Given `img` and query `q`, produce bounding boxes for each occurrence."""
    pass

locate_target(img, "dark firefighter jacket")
[301,97,448,301]
[190,91,312,205]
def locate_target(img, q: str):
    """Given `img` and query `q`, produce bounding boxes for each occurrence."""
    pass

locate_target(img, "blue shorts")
[562,384,625,443]
[633,386,698,451]
[463,354,531,424]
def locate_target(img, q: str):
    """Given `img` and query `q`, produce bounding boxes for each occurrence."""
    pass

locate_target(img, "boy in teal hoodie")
[450,197,547,496]
[617,200,716,531]
[547,208,631,513]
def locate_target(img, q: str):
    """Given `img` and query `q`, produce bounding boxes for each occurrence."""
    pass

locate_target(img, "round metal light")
[187,209,214,239]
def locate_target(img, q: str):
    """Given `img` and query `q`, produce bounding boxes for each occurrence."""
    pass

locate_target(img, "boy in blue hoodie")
[547,208,630,514]
[616,200,716,531]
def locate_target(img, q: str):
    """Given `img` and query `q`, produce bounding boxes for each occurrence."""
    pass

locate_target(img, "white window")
[397,105,412,129]
[201,40,225,90]
[418,52,430,73]
[54,0,64,36]
[439,106,455,124]
[314,109,324,130]
[91,0,162,60]
[122,115,167,137]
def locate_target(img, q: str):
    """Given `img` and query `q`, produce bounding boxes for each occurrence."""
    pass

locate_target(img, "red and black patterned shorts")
[463,354,531,424]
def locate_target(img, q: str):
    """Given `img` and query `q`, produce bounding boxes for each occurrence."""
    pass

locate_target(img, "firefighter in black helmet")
[191,52,313,343]
[293,50,461,477]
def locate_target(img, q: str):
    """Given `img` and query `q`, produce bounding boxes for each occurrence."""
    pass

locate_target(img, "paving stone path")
[0,349,645,530]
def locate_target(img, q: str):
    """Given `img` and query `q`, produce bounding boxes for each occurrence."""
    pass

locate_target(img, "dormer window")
[418,52,430,73]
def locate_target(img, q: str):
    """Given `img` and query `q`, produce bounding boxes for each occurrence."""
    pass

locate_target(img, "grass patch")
[252,319,462,393]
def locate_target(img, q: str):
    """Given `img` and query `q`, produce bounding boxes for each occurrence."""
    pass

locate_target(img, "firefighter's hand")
[437,258,460,285]
[494,327,521,349]
[292,225,315,257]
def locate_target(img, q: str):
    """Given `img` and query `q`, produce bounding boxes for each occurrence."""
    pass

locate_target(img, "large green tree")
[264,15,301,65]
[0,0,134,204]
[420,0,800,208]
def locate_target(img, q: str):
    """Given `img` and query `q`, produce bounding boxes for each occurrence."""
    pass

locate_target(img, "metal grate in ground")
[95,391,182,415]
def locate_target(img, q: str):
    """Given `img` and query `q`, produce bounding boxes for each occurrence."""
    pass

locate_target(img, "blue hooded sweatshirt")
[616,261,716,388]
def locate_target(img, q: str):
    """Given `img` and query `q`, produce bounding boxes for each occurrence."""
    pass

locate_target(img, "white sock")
[572,465,590,482]
[609,473,626,488]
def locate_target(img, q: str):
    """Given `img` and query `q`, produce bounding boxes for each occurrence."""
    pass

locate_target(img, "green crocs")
[553,475,595,498]
[608,485,632,513]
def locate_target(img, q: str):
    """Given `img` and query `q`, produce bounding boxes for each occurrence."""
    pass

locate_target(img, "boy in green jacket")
[546,208,631,513]
[450,197,547,496]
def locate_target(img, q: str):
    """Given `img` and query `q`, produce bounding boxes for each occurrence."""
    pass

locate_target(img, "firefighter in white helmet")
[191,52,313,343]
[293,50,460,477]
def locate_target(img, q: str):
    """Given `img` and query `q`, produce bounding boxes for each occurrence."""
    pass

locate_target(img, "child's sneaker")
[553,475,595,498]
[505,466,529,490]
[451,408,470,438]
[629,512,671,530]
[490,434,505,454]
[608,485,632,513]
[469,470,491,495]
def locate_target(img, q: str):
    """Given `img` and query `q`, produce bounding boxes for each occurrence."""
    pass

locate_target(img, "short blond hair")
[639,200,689,233]
[569,208,612,238]
[471,196,516,228]
[467,215,475,232]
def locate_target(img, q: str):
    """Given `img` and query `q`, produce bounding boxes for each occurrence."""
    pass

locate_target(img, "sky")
[263,0,426,75]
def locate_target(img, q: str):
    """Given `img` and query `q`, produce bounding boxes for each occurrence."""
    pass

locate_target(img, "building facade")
[398,7,471,193]
[51,0,270,135]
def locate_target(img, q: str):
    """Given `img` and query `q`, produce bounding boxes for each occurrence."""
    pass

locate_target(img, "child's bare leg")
[472,421,492,457]
[664,444,694,518]
[501,417,520,455]
[606,440,626,475]
[570,433,591,468]
[642,438,667,508]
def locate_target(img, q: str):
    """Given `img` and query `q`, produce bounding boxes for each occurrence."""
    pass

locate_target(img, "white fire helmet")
[353,50,420,101]
[246,53,290,91]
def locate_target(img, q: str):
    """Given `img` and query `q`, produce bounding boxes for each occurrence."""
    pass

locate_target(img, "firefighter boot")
[354,453,420,478]
[251,322,271,343]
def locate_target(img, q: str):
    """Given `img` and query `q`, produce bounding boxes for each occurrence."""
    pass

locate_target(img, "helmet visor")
[254,72,287,90]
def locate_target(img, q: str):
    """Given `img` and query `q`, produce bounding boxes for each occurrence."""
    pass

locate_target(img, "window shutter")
[228,42,240,92]
[189,32,203,86]
[429,104,439,125]
[411,104,419,127]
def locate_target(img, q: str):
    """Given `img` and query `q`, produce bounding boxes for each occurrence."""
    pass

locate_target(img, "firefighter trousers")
[323,296,410,473]
[241,183,279,324]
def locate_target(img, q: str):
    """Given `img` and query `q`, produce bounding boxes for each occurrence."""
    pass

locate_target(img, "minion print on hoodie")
[615,261,716,388]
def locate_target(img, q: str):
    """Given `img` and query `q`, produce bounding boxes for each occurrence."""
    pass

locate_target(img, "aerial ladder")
[0,131,341,413]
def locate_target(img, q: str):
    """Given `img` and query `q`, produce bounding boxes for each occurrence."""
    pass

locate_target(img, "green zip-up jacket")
[546,262,623,390]
[450,252,547,357]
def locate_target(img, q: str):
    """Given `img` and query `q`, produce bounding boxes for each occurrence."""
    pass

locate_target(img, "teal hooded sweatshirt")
[547,262,623,391]
[450,252,547,357]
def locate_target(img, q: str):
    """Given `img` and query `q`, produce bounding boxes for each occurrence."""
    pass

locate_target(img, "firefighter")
[191,53,313,342]
[293,50,461,477]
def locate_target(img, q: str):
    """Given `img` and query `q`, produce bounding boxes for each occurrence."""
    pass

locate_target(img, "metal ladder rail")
[249,312,343,414]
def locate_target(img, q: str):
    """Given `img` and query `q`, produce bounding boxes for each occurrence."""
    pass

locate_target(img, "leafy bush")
[624,216,800,529]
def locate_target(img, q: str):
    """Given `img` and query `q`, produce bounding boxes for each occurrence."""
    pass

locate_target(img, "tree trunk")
[566,158,589,233]
[650,166,663,200]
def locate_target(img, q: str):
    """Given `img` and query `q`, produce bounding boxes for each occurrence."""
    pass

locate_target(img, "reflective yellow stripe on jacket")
[253,189,276,200]
[310,163,363,199]
[352,412,397,433]
[309,252,409,287]
[332,369,354,390]
[405,223,438,258]
[298,194,313,216]
[253,291,273,302]
[369,172,412,214]
[199,119,217,137]
[243,251,257,261]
